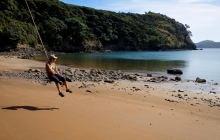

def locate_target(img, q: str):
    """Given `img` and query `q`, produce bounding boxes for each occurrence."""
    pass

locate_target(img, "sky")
[60,0,220,43]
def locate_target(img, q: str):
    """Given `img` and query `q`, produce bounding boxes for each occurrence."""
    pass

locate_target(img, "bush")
[1,21,38,50]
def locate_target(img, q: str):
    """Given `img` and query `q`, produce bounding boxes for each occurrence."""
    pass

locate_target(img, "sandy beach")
[0,56,220,140]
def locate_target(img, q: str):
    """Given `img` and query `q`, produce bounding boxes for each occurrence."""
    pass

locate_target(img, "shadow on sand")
[2,106,59,111]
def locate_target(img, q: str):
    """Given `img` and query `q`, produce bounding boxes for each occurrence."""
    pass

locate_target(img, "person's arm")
[54,68,60,75]
[46,64,52,73]
[54,64,61,75]
[46,63,56,75]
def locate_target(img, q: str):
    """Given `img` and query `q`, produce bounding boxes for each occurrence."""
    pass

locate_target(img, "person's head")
[49,55,57,63]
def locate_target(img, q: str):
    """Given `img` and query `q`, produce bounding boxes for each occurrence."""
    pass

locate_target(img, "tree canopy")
[0,0,196,52]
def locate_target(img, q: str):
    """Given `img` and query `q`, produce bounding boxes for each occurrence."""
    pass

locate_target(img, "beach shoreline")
[0,56,220,140]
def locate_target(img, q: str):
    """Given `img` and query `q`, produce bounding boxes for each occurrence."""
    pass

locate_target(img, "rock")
[132,86,141,91]
[122,74,137,81]
[178,90,184,92]
[167,69,183,74]
[210,91,217,94]
[86,90,92,93]
[160,76,168,79]
[170,78,175,81]
[175,76,181,81]
[195,77,206,83]
[28,69,34,72]
[165,99,174,102]
[135,73,141,76]
[147,74,152,77]
[104,79,115,83]
[34,69,41,73]
[65,71,73,76]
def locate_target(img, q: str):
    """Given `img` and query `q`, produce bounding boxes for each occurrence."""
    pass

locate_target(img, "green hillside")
[196,40,220,48]
[0,0,196,52]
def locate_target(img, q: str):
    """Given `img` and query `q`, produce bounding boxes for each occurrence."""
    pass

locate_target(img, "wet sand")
[0,56,220,140]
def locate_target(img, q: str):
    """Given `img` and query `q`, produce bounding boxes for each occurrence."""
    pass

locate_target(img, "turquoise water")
[36,49,220,82]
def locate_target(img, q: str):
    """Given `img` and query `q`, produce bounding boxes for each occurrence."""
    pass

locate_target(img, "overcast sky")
[60,0,220,43]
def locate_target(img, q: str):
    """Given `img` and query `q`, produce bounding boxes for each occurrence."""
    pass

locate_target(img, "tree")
[39,17,67,46]
[1,21,38,50]
[2,22,25,50]
[64,18,88,46]
[185,24,192,36]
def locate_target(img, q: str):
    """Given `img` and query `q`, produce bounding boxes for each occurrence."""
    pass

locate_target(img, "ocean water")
[36,48,220,83]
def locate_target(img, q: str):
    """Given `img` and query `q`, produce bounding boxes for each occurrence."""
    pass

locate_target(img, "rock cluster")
[147,76,168,82]
[165,92,220,108]
[0,47,44,59]
[0,68,141,85]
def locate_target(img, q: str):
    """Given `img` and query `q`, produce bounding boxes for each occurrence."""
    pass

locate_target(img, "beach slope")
[0,57,220,140]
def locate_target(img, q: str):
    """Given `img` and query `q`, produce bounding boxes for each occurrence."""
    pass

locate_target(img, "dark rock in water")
[195,77,206,83]
[175,76,181,81]
[147,74,152,77]
[210,91,217,94]
[167,69,183,74]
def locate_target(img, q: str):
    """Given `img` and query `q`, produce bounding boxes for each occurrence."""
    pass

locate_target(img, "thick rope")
[24,0,49,59]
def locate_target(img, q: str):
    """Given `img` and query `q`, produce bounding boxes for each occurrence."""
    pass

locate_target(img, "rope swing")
[24,0,49,59]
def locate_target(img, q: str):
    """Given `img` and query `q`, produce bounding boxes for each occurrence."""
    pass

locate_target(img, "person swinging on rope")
[46,55,72,97]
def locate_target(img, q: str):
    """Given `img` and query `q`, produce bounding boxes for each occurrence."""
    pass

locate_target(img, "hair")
[49,57,54,61]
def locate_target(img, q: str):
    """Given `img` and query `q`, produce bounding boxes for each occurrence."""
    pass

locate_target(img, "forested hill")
[0,0,196,52]
[196,40,220,48]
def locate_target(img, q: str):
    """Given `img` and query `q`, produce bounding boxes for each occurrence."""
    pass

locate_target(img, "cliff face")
[0,0,196,52]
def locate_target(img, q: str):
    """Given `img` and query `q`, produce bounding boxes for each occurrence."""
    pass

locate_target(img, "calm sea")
[36,48,220,83]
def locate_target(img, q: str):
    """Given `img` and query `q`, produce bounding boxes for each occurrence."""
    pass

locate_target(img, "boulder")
[195,77,206,83]
[167,69,183,74]
[175,76,181,81]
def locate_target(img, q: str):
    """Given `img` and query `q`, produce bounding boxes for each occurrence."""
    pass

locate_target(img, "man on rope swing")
[46,55,72,97]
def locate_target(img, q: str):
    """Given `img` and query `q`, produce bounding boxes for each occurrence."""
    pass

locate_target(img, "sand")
[0,56,220,140]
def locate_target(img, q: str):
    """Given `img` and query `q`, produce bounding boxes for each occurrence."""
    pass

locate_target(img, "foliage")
[1,21,38,50]
[0,0,196,52]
